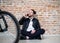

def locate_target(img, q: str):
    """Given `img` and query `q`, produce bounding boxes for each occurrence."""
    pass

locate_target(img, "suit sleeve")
[36,19,41,30]
[19,16,26,25]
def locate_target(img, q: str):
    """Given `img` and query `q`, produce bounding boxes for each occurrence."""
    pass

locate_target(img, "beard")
[27,14,33,18]
[28,15,33,17]
[28,16,32,17]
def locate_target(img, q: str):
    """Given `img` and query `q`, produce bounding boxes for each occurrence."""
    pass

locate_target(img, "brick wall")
[0,0,60,35]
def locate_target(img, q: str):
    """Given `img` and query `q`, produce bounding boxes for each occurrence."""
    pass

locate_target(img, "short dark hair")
[31,9,36,14]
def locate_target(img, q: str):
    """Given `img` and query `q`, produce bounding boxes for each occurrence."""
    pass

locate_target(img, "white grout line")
[0,31,16,39]
[8,32,16,38]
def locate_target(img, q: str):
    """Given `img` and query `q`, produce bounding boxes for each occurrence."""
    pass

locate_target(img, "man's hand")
[23,14,29,18]
[31,30,36,34]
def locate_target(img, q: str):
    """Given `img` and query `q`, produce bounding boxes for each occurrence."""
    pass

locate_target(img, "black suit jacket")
[19,16,41,32]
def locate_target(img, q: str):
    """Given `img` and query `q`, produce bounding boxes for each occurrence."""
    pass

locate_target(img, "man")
[19,9,45,39]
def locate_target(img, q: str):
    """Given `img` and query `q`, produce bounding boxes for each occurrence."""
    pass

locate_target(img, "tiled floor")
[0,32,60,43]
[0,32,16,43]
[19,36,60,43]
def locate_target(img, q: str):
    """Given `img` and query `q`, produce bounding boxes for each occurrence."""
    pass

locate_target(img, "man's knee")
[40,29,45,34]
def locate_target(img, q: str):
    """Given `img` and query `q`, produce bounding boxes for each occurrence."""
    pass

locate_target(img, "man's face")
[27,10,34,17]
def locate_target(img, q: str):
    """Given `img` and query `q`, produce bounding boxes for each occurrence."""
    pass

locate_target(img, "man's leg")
[29,29,45,39]
[21,30,31,36]
[20,30,31,39]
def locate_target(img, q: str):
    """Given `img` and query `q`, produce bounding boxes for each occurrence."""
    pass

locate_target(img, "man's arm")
[36,19,41,30]
[19,16,26,25]
[31,19,41,34]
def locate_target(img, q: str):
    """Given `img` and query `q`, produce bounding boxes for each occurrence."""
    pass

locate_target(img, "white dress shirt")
[27,19,34,32]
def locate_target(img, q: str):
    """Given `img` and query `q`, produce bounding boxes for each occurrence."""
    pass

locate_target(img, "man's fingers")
[31,30,36,34]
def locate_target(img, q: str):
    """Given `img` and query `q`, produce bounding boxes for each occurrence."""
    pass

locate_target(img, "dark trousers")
[21,29,45,39]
